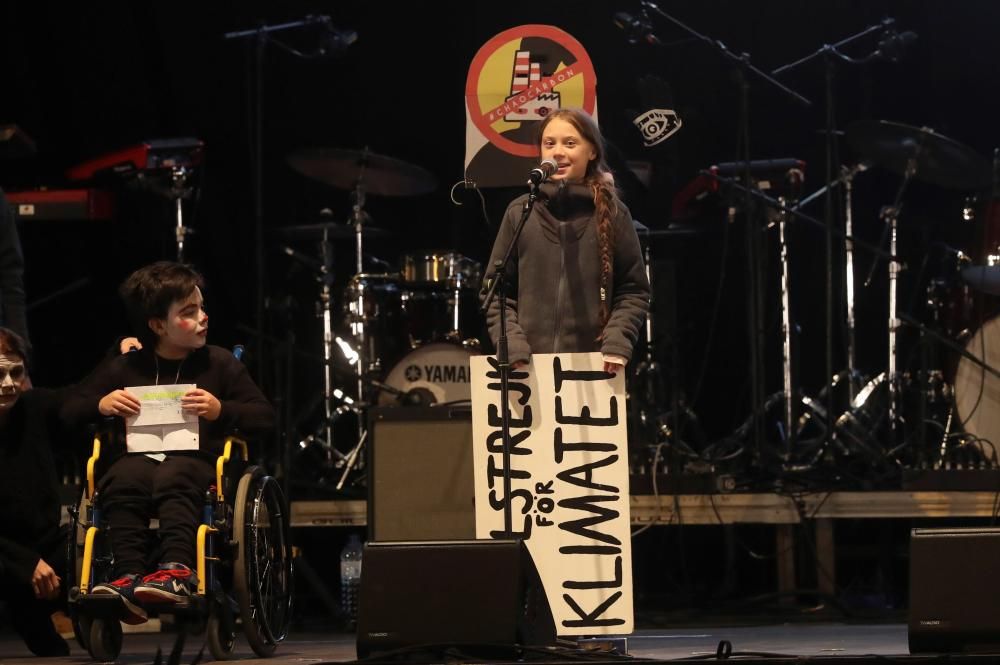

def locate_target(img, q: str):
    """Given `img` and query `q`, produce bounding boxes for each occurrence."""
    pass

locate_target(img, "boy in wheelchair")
[61,261,275,625]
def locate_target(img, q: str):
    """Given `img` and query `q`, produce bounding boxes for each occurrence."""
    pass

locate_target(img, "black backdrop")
[4,0,1000,443]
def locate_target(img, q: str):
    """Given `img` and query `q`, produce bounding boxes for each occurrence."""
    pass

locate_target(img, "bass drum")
[377,343,475,407]
[954,315,1000,446]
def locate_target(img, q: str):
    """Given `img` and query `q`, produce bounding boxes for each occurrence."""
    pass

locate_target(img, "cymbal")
[276,222,393,240]
[847,120,991,190]
[961,265,1000,296]
[286,148,437,196]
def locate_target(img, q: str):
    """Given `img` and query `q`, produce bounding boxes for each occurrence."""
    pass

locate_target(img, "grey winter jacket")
[484,181,650,365]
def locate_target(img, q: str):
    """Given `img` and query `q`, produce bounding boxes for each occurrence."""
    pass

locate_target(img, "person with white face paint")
[0,327,71,656]
[483,108,650,375]
[61,261,274,620]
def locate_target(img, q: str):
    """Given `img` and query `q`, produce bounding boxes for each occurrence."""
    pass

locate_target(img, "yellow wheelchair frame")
[69,433,292,661]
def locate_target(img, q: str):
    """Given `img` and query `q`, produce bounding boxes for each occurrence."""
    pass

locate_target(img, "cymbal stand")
[319,225,336,449]
[868,155,917,444]
[793,161,868,402]
[335,152,372,489]
[842,166,862,401]
[776,197,796,450]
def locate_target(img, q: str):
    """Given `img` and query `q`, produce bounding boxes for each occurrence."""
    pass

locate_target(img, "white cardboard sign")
[471,352,633,635]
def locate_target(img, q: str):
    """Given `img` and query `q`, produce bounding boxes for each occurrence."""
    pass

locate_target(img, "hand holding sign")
[181,388,221,421]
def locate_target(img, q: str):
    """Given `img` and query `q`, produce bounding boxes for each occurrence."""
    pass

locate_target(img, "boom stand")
[480,184,542,536]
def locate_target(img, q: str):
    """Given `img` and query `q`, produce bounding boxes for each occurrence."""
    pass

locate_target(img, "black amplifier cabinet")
[910,527,1000,653]
[367,406,476,541]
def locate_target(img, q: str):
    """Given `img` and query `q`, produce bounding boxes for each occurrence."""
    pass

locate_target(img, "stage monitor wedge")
[356,539,556,659]
[909,527,1000,653]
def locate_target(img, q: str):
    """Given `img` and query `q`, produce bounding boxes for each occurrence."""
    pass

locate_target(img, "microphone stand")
[480,183,543,536]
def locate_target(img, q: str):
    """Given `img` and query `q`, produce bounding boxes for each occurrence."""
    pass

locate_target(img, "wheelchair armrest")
[215,435,249,502]
[85,433,102,501]
[84,418,118,500]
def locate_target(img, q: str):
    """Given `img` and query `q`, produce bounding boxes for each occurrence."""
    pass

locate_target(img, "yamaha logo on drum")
[404,363,471,383]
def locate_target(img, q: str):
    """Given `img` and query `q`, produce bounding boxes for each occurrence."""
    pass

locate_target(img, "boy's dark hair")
[0,326,29,364]
[119,261,205,350]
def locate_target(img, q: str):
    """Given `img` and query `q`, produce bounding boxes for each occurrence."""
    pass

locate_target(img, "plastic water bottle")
[340,533,363,625]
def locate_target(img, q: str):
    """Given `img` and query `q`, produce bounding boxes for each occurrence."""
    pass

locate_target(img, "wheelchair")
[67,432,293,661]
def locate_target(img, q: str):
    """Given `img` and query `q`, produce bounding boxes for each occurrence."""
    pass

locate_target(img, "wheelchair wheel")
[232,466,293,657]
[88,617,122,661]
[73,612,92,652]
[207,611,238,660]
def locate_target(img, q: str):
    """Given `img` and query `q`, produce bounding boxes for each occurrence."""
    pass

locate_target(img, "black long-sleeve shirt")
[0,389,65,584]
[60,345,275,458]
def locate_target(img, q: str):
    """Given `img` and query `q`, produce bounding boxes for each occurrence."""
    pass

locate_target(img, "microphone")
[527,159,558,186]
[612,11,660,45]
[314,15,358,57]
[874,30,917,62]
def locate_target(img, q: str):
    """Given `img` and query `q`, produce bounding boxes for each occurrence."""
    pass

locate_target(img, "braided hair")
[537,109,620,331]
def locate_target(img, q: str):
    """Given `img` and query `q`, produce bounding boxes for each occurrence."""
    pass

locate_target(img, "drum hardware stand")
[776,196,798,453]
[772,18,908,457]
[480,181,544,537]
[792,163,869,422]
[329,154,378,487]
[319,224,337,450]
[449,269,466,339]
[898,312,1000,455]
[633,230,700,474]
[282,224,346,452]
[633,238,668,441]
[168,166,195,262]
[705,171,898,462]
[863,152,917,446]
[639,0,811,462]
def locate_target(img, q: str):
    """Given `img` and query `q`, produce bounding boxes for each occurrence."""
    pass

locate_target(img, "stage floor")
[0,622,913,663]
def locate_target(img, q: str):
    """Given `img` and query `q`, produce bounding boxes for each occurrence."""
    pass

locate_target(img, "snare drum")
[376,342,474,406]
[401,251,481,288]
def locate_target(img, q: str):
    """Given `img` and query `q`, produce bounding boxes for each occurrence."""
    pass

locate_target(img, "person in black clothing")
[0,327,69,657]
[61,261,274,624]
[0,189,29,344]
[483,108,650,374]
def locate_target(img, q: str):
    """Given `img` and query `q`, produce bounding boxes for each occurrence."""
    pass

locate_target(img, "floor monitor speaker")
[909,527,1000,653]
[356,539,556,659]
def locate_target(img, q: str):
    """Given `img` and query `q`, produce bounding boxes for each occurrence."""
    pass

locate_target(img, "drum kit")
[279,147,482,491]
[822,120,1000,474]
